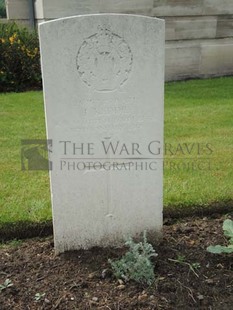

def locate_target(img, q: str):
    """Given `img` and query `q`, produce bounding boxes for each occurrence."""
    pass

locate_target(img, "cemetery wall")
[6,0,233,80]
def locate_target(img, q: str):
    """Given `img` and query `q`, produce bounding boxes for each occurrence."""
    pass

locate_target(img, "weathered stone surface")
[204,0,233,15]
[200,39,233,76]
[152,0,204,17]
[42,0,154,19]
[216,15,233,38]
[39,14,164,253]
[6,0,29,20]
[165,41,201,80]
[166,38,233,80]
[165,16,217,41]
[10,0,233,20]
[153,0,233,16]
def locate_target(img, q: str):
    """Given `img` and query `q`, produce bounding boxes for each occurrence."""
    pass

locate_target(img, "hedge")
[0,23,42,92]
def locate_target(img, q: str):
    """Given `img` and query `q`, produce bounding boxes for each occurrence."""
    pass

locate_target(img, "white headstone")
[39,14,165,253]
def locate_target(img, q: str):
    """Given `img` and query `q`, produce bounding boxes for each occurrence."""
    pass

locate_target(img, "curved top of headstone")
[39,14,164,93]
[39,13,164,25]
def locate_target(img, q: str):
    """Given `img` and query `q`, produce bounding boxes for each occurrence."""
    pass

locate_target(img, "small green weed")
[0,279,13,292]
[109,231,157,286]
[34,292,45,301]
[207,219,233,254]
[168,255,200,277]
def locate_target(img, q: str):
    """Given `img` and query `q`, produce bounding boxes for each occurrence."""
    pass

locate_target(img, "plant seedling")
[0,279,13,292]
[207,219,233,254]
[168,255,200,277]
[34,292,45,301]
[109,231,158,286]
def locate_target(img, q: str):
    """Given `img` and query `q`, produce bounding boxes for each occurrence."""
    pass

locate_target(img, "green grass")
[0,239,23,249]
[164,77,233,207]
[0,77,233,227]
[0,92,51,225]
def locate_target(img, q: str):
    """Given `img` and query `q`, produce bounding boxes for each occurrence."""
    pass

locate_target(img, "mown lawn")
[0,92,50,225]
[164,77,233,207]
[0,77,233,226]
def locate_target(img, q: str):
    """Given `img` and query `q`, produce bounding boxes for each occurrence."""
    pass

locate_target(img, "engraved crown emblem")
[76,26,133,91]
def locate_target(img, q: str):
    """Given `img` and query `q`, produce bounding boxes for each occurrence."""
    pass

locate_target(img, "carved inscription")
[76,26,133,92]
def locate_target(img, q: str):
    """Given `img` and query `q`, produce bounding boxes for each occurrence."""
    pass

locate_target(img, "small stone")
[205,279,214,285]
[138,294,148,301]
[88,272,98,279]
[118,279,124,285]
[92,297,98,302]
[161,296,169,303]
[44,298,50,303]
[101,268,112,279]
[117,284,126,290]
[197,294,204,300]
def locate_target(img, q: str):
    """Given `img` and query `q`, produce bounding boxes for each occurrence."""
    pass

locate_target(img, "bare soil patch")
[0,214,232,309]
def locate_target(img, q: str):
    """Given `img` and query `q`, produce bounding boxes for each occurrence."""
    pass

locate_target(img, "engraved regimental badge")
[76,26,133,92]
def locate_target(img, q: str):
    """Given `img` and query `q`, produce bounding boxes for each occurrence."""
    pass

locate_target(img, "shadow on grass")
[0,200,232,242]
[0,220,53,242]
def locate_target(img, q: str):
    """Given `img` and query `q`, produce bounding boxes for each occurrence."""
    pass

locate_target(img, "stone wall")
[6,0,233,80]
